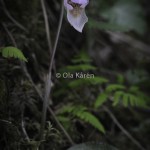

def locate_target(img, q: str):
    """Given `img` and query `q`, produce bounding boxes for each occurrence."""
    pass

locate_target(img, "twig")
[40,0,52,54]
[39,0,64,141]
[1,0,28,32]
[0,119,12,124]
[21,110,30,142]
[103,106,146,150]
[107,31,150,55]
[2,23,17,46]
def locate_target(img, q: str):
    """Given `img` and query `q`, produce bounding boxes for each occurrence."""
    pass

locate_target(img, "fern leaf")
[1,46,27,62]
[72,51,92,63]
[128,86,139,93]
[128,94,136,106]
[58,105,105,133]
[91,77,109,84]
[113,91,147,108]
[113,91,124,106]
[122,93,129,107]
[106,84,125,93]
[68,77,108,88]
[94,93,108,108]
[65,64,96,71]
[57,105,87,114]
[57,105,76,114]
[134,96,146,107]
[79,111,105,133]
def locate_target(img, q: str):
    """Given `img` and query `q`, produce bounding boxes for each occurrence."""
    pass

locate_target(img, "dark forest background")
[0,0,150,150]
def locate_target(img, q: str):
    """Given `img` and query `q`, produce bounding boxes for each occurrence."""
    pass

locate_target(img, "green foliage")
[68,142,118,150]
[64,64,96,72]
[125,69,149,84]
[106,84,126,93]
[61,51,96,72]
[60,51,108,88]
[71,51,92,63]
[94,92,108,108]
[113,91,125,106]
[55,51,149,142]
[68,77,108,88]
[95,83,148,108]
[89,0,147,34]
[113,85,148,107]
[0,46,27,62]
[57,105,105,134]
[0,0,149,149]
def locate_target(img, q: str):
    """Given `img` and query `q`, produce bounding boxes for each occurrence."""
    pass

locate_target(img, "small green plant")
[0,46,28,62]
[57,105,105,134]
[94,84,148,108]
[54,51,107,134]
[54,51,149,141]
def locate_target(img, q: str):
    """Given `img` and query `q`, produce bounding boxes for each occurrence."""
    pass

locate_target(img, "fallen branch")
[103,106,146,150]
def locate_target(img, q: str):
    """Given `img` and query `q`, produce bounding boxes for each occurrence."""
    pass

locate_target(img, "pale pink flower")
[64,0,89,32]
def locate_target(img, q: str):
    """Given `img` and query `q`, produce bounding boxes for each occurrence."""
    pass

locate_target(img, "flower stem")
[39,0,64,142]
[41,0,52,54]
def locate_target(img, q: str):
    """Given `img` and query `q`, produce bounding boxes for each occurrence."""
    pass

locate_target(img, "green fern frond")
[64,64,96,72]
[58,105,105,133]
[122,93,129,107]
[72,51,92,63]
[68,77,108,88]
[106,84,125,93]
[1,46,28,62]
[128,86,139,93]
[113,91,124,106]
[113,91,147,107]
[58,105,87,114]
[91,77,109,84]
[77,111,105,133]
[94,93,108,108]
[131,95,146,107]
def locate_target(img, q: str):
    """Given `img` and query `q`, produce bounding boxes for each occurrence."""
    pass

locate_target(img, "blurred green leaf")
[101,0,147,34]
[65,64,96,72]
[58,105,105,133]
[68,77,108,88]
[106,84,125,93]
[72,51,92,63]
[94,93,108,108]
[122,93,129,107]
[113,91,124,106]
[78,111,105,133]
[113,91,147,107]
[1,46,27,62]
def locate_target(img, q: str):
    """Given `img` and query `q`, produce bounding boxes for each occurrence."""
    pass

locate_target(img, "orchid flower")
[64,0,89,32]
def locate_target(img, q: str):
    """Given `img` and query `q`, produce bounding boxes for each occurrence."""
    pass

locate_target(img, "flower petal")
[64,0,73,10]
[71,0,89,5]
[67,8,88,32]
[81,0,89,8]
